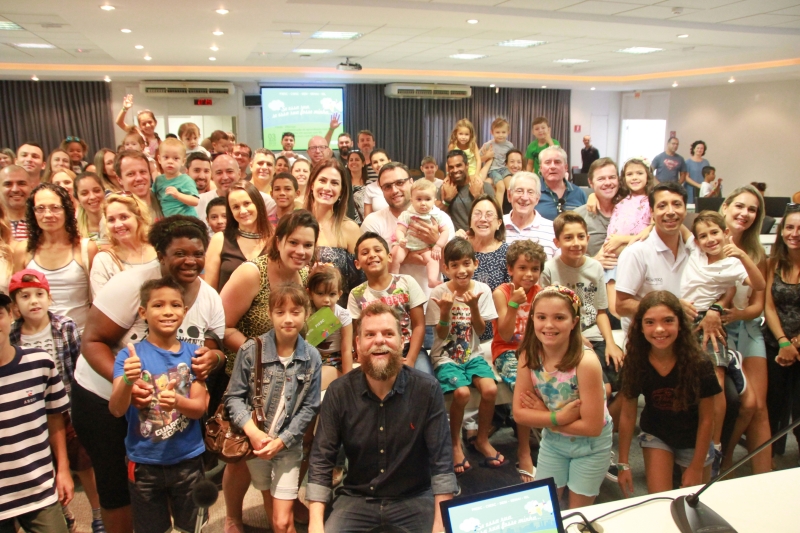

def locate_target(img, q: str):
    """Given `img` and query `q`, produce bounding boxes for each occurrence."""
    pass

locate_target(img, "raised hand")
[431,291,454,316]
[123,343,142,384]
[329,113,342,130]
[122,94,133,110]
[158,380,178,412]
[460,290,481,311]
[440,178,457,203]
[722,238,746,261]
[508,282,527,307]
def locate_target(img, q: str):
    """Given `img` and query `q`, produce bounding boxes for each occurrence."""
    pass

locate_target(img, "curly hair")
[26,183,80,252]
[619,158,656,200]
[148,215,209,256]
[620,291,708,411]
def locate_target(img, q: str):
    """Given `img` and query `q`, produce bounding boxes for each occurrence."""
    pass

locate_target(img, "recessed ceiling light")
[590,87,596,91]
[311,31,361,40]
[554,58,589,64]
[498,39,546,48]
[209,57,216,61]
[31,75,39,81]
[617,47,662,54]
[135,44,144,49]
[541,85,547,88]
[450,53,485,60]
[489,84,495,88]
[144,55,151,60]
[14,43,56,49]
[283,30,300,36]
[672,81,678,87]
[213,30,223,36]
[677,34,689,38]
[100,5,115,11]
[210,45,219,51]
[292,48,330,54]
[104,75,111,82]
[0,21,23,30]
[216,8,229,14]
[120,28,131,33]
[728,77,735,83]
[467,19,478,24]
[76,48,85,53]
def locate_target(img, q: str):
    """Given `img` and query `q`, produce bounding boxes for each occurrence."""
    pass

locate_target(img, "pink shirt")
[607,194,651,237]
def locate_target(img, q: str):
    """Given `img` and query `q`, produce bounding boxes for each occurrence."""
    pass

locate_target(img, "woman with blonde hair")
[91,148,121,193]
[89,192,157,297]
[42,148,71,183]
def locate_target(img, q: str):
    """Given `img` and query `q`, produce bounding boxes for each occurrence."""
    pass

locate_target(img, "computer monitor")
[763,197,791,218]
[440,478,564,533]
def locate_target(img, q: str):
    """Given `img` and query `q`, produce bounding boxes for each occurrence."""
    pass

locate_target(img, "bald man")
[307,136,329,166]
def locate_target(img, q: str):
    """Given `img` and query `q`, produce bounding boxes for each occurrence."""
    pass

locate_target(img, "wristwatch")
[617,463,631,471]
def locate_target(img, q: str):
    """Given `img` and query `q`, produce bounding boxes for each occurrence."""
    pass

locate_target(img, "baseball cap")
[8,269,50,295]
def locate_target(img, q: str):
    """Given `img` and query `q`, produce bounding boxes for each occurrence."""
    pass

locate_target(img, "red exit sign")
[194,98,213,106]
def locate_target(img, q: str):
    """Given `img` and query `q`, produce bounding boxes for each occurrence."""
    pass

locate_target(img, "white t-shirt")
[74,261,225,400]
[196,190,221,224]
[699,180,718,198]
[90,253,159,299]
[540,256,608,342]
[317,305,352,355]
[363,181,389,212]
[425,281,498,368]
[615,230,695,331]
[348,274,426,347]
[267,354,294,437]
[360,207,456,300]
[681,247,748,312]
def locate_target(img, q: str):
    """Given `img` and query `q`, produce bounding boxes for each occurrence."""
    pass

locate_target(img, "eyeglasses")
[471,211,498,221]
[65,136,82,143]
[380,177,412,193]
[512,188,539,198]
[308,146,327,152]
[34,204,64,214]
[556,196,566,214]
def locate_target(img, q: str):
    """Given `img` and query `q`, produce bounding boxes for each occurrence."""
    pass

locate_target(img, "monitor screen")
[441,479,564,533]
[260,87,344,151]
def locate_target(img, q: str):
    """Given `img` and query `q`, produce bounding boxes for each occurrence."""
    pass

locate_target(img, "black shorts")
[71,383,130,510]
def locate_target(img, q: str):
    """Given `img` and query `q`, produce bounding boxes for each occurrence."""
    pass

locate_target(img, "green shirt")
[525,138,560,174]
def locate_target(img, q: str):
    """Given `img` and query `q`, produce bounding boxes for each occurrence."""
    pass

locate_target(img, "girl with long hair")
[74,172,107,241]
[448,118,482,178]
[92,148,121,193]
[42,148,71,183]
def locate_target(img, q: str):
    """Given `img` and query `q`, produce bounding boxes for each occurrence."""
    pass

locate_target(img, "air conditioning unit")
[384,83,472,99]
[138,81,236,98]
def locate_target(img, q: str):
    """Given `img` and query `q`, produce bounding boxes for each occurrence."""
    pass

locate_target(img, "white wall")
[570,90,621,171]
[666,80,800,198]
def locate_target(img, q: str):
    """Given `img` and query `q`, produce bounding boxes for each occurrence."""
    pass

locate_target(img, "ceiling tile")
[771,6,800,15]
[617,5,699,19]
[558,1,646,15]
[655,0,743,8]
[726,14,800,26]
[496,0,584,10]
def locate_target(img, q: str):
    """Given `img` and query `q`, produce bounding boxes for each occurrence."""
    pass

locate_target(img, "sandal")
[516,462,536,482]
[480,452,508,469]
[454,459,472,477]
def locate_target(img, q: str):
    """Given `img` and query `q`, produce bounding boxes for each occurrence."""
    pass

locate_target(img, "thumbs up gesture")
[158,379,179,412]
[508,283,527,308]
[123,343,142,385]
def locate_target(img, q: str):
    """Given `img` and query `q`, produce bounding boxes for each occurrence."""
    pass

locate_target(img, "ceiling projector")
[337,58,362,71]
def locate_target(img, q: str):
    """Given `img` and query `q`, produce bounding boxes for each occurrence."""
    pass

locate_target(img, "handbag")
[204,337,266,463]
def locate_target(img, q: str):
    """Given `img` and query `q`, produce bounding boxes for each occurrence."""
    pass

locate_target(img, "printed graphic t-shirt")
[348,274,426,348]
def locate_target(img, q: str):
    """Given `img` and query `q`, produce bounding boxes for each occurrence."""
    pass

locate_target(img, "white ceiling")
[2,0,800,90]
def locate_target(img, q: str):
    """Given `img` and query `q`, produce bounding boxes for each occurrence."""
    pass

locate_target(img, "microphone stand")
[671,415,800,533]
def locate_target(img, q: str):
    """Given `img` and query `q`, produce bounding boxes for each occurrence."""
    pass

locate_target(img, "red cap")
[8,269,50,294]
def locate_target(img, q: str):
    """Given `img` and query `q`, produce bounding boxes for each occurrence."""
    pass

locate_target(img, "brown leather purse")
[204,337,265,463]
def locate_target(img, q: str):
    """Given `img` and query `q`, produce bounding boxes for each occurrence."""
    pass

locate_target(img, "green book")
[305,306,342,347]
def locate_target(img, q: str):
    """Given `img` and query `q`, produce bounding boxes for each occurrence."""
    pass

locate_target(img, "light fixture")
[76,48,85,53]
[554,58,589,64]
[617,47,662,54]
[292,48,331,54]
[0,21,23,30]
[120,28,131,33]
[100,5,115,11]
[498,39,546,48]
[311,31,361,40]
[210,45,219,51]
[215,8,229,14]
[672,81,678,87]
[450,53,485,60]
[467,19,478,24]
[135,44,144,49]
[541,85,547,88]
[213,30,223,36]
[728,77,735,83]
[590,87,596,91]
[495,87,499,94]
[677,34,689,38]
[209,56,216,61]
[283,30,300,36]
[14,43,56,48]
[489,84,495,87]
[144,55,152,60]
[104,75,111,82]
[31,75,39,81]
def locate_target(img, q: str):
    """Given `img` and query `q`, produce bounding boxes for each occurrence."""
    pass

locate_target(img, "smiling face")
[105,201,139,245]
[590,164,619,202]
[272,178,297,210]
[207,205,227,234]
[278,226,316,271]
[51,172,76,204]
[139,286,186,338]
[123,134,145,152]
[137,112,157,137]
[533,296,579,351]
[456,127,471,146]
[444,256,477,291]
[13,287,51,322]
[347,152,364,174]
[76,177,104,215]
[232,145,251,171]
[379,167,412,210]
[250,152,275,188]
[781,212,800,251]
[188,159,211,193]
[355,238,391,277]
[694,220,726,259]
[507,152,524,174]
[291,160,311,188]
[228,189,258,228]
[555,222,588,262]
[447,155,468,185]
[623,162,648,194]
[357,311,404,381]
[270,300,308,346]
[508,175,539,216]
[281,135,295,151]
[65,142,84,164]
[370,152,389,174]
[0,153,12,168]
[49,151,71,173]
[160,237,205,285]
[492,125,509,144]
[338,135,352,155]
[652,190,686,236]
[211,155,239,193]
[311,167,343,207]
[642,304,679,352]
[532,122,549,141]
[1,169,31,211]
[470,199,501,240]
[274,158,289,175]
[119,156,152,198]
[694,143,705,157]
[421,162,437,179]
[17,144,45,176]
[722,192,760,236]
[508,256,541,292]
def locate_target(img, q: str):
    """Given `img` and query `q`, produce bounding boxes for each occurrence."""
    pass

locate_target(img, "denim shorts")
[638,432,715,468]
[534,422,613,497]
[246,446,304,499]
[725,319,767,359]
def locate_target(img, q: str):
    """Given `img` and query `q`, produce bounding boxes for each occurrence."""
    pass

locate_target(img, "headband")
[534,285,581,314]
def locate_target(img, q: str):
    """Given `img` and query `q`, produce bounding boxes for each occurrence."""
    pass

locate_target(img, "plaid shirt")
[10,312,81,398]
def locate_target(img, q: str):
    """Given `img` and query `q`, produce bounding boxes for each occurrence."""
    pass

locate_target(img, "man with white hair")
[503,171,557,258]
[536,145,587,221]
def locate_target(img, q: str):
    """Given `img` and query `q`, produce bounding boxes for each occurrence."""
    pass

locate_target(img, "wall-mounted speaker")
[244,94,262,107]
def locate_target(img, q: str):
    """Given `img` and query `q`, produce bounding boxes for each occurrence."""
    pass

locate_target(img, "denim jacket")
[224,330,322,449]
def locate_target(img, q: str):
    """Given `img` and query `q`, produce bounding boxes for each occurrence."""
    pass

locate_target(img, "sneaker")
[605,451,619,483]
[63,511,77,533]
[726,349,747,395]
[711,447,723,479]
[91,518,107,533]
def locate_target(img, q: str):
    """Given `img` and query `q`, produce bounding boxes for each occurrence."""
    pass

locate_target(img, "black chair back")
[572,172,589,187]
[763,197,792,218]
[696,197,724,212]
[761,215,776,234]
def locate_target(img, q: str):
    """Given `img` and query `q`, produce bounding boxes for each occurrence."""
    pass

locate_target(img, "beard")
[339,146,350,158]
[360,345,404,381]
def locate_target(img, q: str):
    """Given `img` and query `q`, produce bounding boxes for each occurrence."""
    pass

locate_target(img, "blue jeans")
[324,490,434,532]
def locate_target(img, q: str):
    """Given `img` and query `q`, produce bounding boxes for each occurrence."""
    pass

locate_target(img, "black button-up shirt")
[307,365,457,503]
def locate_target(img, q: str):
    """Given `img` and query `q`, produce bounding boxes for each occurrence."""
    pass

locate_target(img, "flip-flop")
[454,459,472,477]
[516,462,536,482]
[480,452,508,469]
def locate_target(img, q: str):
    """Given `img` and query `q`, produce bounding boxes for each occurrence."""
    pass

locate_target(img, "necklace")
[238,229,262,240]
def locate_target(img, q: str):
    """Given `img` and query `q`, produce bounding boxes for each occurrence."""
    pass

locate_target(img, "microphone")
[671,415,800,533]
[192,479,219,533]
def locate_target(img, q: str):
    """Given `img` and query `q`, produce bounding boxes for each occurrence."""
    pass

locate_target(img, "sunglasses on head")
[66,136,82,143]
[785,203,800,216]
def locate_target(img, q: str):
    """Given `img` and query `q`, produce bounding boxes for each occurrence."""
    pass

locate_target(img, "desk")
[562,468,800,532]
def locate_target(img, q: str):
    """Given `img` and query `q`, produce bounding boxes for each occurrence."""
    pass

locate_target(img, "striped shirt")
[10,220,27,242]
[503,211,558,259]
[0,347,69,521]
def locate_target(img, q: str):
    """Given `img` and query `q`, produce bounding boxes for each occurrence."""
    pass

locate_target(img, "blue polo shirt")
[537,177,588,221]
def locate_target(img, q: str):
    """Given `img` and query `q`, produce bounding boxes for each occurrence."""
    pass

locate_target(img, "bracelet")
[617,462,631,471]
[779,341,793,349]
[438,320,451,327]
[550,411,558,427]
[123,374,133,386]
[708,304,724,314]
[215,352,223,369]
[778,335,789,341]
[442,200,450,207]
[508,301,520,309]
